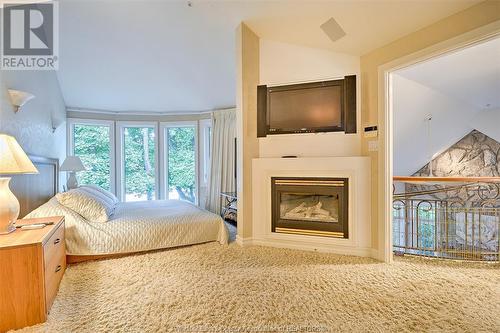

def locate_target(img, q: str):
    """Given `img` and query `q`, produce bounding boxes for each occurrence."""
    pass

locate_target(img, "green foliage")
[124,127,156,200]
[168,127,196,203]
[74,125,196,203]
[74,125,111,190]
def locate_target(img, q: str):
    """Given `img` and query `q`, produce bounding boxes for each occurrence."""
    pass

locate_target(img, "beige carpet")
[16,239,499,333]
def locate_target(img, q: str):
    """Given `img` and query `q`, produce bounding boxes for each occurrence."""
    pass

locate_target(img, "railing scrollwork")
[393,181,499,262]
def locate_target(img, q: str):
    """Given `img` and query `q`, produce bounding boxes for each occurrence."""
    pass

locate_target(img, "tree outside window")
[167,127,196,203]
[73,124,111,190]
[123,127,156,201]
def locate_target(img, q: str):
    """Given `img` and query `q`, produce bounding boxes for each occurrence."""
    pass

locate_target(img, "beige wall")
[360,0,500,258]
[236,23,260,239]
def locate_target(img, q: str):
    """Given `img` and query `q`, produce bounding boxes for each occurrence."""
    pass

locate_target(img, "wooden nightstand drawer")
[43,222,65,268]
[43,223,66,312]
[0,216,65,333]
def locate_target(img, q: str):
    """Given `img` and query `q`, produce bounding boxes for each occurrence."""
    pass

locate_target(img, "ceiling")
[394,37,500,176]
[56,0,480,113]
[397,37,500,110]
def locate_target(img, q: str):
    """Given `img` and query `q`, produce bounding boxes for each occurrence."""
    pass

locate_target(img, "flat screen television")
[257,76,356,137]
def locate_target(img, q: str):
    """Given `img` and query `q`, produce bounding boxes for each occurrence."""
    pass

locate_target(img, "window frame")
[159,121,199,205]
[66,117,208,206]
[67,118,116,194]
[116,121,160,202]
[198,118,212,187]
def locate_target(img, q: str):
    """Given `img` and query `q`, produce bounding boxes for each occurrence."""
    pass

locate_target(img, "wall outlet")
[368,140,378,152]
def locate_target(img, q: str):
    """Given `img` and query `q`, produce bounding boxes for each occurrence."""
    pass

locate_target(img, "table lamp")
[0,134,39,234]
[60,156,86,190]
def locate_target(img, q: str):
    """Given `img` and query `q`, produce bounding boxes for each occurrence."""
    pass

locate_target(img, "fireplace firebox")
[271,177,348,238]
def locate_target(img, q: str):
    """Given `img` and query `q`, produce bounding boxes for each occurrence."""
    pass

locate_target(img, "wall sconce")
[51,111,65,133]
[8,89,35,112]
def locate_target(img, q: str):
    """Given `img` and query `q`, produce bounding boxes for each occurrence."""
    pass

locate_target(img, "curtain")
[205,109,236,214]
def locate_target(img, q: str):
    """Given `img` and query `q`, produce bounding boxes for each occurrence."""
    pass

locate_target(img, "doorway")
[381,33,500,262]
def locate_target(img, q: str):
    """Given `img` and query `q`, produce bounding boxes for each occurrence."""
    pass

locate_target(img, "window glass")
[73,124,111,191]
[166,126,196,203]
[123,127,156,201]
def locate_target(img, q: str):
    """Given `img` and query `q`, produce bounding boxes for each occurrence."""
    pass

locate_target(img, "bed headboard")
[10,155,59,218]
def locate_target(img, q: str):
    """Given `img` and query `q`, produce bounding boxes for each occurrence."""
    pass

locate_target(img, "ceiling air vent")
[320,17,346,43]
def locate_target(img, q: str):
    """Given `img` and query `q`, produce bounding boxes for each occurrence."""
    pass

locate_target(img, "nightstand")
[0,216,66,332]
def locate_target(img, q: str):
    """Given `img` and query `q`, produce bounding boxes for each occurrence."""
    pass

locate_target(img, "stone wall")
[405,130,499,205]
[403,130,499,253]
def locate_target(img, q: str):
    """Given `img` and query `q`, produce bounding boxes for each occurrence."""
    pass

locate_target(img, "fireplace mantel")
[246,157,373,258]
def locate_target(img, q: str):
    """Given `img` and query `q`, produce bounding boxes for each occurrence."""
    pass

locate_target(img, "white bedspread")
[26,198,228,255]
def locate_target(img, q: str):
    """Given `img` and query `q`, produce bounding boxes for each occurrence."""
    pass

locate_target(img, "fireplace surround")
[271,177,349,238]
[250,157,371,258]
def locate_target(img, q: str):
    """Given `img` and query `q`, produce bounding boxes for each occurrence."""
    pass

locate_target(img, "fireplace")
[271,177,348,238]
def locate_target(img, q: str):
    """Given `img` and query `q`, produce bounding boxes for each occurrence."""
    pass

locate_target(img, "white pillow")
[80,185,119,204]
[56,188,112,222]
[78,186,116,214]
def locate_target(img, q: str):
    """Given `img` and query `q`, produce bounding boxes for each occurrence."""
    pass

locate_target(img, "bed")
[12,156,228,263]
[26,197,228,257]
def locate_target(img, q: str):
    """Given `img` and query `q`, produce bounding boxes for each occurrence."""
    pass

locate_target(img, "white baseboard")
[237,235,381,260]
[247,237,374,257]
[235,235,253,246]
[369,248,379,260]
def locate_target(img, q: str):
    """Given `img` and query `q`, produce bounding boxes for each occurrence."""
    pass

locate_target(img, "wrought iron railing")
[393,183,500,262]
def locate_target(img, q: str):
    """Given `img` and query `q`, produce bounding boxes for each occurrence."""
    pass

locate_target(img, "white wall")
[393,74,482,176]
[258,39,361,158]
[471,108,500,142]
[0,70,67,187]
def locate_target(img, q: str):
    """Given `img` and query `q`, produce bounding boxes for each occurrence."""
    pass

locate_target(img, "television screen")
[268,85,342,131]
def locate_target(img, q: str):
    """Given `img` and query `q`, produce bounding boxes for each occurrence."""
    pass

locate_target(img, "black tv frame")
[257,75,356,137]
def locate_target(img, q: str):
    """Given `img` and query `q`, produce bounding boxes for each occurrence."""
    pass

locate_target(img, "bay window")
[68,117,211,205]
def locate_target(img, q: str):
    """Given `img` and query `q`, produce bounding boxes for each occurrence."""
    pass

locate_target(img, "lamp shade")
[8,89,35,112]
[0,134,38,175]
[60,156,86,172]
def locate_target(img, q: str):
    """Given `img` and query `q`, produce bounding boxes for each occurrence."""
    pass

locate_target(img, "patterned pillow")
[56,188,112,222]
[80,185,119,204]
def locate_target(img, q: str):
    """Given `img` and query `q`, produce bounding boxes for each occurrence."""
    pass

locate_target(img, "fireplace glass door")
[280,193,340,223]
[272,177,348,238]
